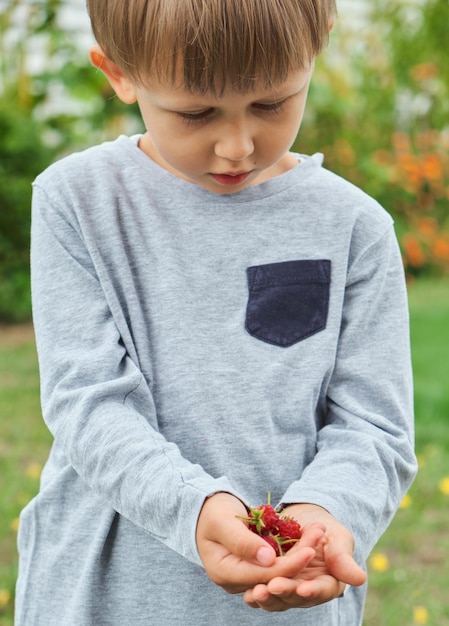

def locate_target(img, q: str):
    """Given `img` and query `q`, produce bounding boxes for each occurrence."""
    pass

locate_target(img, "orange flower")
[422,153,443,182]
[415,130,439,151]
[372,149,392,166]
[418,217,437,236]
[410,62,439,81]
[432,237,449,262]
[403,234,425,268]
[396,153,421,188]
[392,131,411,153]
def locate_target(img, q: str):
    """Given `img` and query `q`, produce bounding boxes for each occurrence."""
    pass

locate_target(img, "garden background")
[0,0,448,624]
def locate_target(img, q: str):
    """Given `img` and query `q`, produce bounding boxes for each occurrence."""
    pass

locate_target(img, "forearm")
[31,185,240,565]
[280,227,416,558]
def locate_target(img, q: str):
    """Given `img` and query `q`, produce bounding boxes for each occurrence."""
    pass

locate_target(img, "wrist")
[280,502,332,525]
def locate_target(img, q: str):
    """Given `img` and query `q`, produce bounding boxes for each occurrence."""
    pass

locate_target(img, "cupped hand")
[196,493,325,594]
[243,503,367,611]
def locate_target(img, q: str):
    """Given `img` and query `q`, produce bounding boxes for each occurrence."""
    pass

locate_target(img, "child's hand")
[196,493,325,594]
[242,503,367,611]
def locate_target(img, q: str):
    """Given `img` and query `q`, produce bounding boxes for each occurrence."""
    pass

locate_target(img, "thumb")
[228,518,277,566]
[197,493,277,566]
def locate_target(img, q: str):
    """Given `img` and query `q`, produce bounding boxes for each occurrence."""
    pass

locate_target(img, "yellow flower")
[26,462,42,480]
[0,589,11,608]
[369,553,390,573]
[413,605,429,624]
[400,493,412,509]
[438,477,449,495]
[10,517,20,532]
[417,454,425,469]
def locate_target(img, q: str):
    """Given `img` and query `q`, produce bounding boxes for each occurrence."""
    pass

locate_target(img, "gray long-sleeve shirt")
[16,135,417,625]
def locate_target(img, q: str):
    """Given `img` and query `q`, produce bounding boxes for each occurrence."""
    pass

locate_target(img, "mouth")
[210,171,252,186]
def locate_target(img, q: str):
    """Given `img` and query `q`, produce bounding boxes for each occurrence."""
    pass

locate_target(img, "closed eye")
[176,98,287,126]
[252,99,287,115]
[177,108,214,126]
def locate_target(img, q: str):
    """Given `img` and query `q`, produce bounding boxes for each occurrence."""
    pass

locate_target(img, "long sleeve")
[31,183,239,566]
[281,224,417,558]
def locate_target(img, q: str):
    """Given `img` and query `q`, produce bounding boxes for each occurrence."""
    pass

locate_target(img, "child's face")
[135,67,313,194]
[90,47,313,194]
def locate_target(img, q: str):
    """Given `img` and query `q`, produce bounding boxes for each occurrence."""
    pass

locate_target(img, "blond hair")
[87,0,336,93]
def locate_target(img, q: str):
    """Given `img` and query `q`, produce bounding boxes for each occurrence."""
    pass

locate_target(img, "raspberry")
[277,517,302,540]
[248,504,279,534]
[261,534,281,557]
[276,516,302,554]
[237,494,302,556]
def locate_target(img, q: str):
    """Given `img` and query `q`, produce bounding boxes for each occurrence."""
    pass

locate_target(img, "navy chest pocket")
[245,260,331,347]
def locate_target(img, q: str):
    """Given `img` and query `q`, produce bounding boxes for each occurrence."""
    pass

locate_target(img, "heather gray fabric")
[16,135,417,625]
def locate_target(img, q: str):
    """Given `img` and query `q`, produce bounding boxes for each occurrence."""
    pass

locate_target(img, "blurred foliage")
[0,0,448,321]
[0,102,52,321]
[0,0,140,322]
[300,0,449,277]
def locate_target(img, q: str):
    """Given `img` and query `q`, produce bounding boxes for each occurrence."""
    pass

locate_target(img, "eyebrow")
[161,77,309,110]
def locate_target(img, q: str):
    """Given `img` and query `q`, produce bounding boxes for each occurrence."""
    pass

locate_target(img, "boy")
[16,0,417,624]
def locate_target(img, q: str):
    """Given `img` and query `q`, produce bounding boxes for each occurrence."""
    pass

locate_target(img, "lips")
[211,171,252,186]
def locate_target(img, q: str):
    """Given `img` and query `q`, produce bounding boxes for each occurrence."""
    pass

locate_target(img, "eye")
[253,99,287,115]
[177,108,215,126]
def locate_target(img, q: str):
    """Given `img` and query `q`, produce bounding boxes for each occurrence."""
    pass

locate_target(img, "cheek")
[280,108,307,147]
[153,133,205,174]
[263,120,301,155]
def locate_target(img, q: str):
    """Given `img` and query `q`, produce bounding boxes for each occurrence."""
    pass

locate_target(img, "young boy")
[16,0,417,624]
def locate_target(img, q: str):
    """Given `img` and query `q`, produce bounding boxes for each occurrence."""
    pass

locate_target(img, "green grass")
[408,279,449,453]
[0,278,448,625]
[0,328,52,625]
[363,277,449,626]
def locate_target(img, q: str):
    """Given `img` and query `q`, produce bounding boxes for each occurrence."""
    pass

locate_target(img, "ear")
[329,18,335,31]
[89,44,137,104]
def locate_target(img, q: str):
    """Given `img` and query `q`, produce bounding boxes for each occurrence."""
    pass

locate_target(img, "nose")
[214,121,254,161]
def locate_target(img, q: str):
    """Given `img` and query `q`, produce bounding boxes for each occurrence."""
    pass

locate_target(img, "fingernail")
[257,546,273,566]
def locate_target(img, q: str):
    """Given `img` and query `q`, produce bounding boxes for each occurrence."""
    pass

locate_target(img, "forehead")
[137,66,313,103]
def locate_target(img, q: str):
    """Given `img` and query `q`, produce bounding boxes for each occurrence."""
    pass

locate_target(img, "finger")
[297,571,343,594]
[245,580,330,612]
[216,541,317,590]
[296,522,326,549]
[244,585,292,612]
[326,550,367,586]
[243,584,270,607]
[267,576,302,598]
[322,531,367,587]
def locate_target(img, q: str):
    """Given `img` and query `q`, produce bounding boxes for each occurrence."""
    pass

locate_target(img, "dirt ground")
[0,323,35,348]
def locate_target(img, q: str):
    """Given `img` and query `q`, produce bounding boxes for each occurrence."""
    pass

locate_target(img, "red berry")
[262,534,280,556]
[247,504,279,534]
[277,517,302,540]
[236,495,302,556]
[276,516,302,554]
